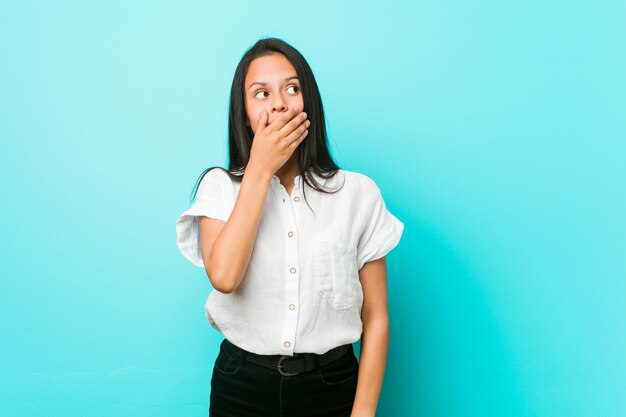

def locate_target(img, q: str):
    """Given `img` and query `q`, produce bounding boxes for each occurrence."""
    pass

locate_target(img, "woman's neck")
[275,153,301,191]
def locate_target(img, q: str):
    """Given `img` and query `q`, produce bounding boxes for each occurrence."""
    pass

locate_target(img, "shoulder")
[200,166,232,183]
[336,169,381,197]
[195,167,239,200]
[197,167,238,189]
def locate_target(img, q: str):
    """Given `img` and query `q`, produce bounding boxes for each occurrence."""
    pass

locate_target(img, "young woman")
[176,37,404,417]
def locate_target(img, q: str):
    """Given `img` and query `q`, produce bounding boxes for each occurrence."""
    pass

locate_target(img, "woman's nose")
[271,95,287,112]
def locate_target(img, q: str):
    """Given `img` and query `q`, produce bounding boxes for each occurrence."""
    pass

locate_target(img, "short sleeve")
[176,168,234,268]
[356,178,404,270]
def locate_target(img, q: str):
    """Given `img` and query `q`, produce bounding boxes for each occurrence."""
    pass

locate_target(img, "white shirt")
[176,167,404,356]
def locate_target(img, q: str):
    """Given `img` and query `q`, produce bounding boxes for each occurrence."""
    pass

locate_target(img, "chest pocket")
[313,240,359,310]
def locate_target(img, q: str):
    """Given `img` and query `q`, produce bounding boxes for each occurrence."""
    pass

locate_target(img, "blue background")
[1,1,625,416]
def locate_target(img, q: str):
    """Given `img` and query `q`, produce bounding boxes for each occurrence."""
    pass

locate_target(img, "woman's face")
[244,53,304,134]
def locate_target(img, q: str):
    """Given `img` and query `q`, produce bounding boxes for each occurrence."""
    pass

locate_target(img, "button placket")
[278,185,301,356]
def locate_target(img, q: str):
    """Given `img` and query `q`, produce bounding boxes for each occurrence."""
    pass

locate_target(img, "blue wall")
[1,1,624,416]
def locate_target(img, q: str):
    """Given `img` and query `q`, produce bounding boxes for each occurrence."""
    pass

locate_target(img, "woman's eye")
[254,86,298,99]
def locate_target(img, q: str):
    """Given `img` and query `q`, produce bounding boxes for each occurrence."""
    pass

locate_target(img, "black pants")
[209,338,359,417]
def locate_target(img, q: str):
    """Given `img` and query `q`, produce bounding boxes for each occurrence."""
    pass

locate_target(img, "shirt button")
[284,341,291,348]
[290,267,296,274]
[294,196,300,202]
[289,304,296,310]
[282,198,285,203]
[288,231,294,237]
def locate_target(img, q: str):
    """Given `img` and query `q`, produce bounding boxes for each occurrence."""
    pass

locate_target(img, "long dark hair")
[189,37,343,213]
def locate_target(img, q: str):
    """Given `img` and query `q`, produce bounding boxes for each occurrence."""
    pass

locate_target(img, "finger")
[287,127,309,152]
[256,110,268,131]
[278,110,308,138]
[285,120,310,147]
[267,106,300,132]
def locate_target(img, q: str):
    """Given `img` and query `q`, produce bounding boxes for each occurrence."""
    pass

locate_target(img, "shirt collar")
[234,167,331,188]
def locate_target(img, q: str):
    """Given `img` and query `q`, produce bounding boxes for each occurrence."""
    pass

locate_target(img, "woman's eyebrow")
[248,76,299,90]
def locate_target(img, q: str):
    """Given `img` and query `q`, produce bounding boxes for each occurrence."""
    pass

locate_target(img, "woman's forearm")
[351,317,390,417]
[205,165,272,293]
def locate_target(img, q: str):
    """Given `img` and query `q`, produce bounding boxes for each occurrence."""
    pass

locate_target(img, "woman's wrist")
[244,163,273,183]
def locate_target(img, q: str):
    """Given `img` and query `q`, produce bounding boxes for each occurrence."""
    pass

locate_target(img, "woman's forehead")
[246,54,297,83]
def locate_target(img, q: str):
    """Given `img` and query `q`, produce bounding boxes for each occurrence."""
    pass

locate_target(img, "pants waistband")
[222,339,352,376]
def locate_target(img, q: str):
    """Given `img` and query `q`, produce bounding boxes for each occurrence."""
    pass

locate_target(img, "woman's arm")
[199,165,272,293]
[351,256,390,417]
[199,107,308,293]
